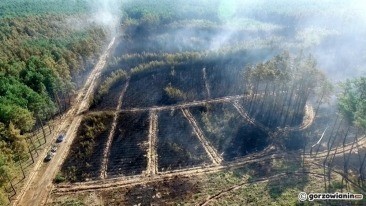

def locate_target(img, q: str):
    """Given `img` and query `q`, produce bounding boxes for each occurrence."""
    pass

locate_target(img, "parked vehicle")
[56,134,65,143]
[44,152,54,162]
[51,145,57,153]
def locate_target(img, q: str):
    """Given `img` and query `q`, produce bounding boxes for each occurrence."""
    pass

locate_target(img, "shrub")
[54,172,66,184]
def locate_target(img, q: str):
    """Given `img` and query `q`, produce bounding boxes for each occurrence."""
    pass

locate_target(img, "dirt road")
[53,130,366,195]
[182,108,223,165]
[49,96,316,194]
[53,147,281,194]
[90,95,248,114]
[146,110,158,176]
[14,37,116,206]
[233,100,270,133]
[100,78,130,179]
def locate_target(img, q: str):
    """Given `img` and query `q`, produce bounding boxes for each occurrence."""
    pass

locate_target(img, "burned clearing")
[157,110,211,171]
[107,111,150,177]
[60,112,114,182]
[121,63,207,109]
[91,79,128,110]
[53,6,365,203]
[4,1,366,205]
[60,43,331,182]
[190,103,269,161]
[57,40,339,185]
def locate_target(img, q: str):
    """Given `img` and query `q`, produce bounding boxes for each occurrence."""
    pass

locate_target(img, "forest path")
[199,162,334,206]
[91,95,248,114]
[287,104,314,131]
[233,100,271,133]
[49,73,324,197]
[182,108,223,165]
[15,37,116,206]
[54,132,366,195]
[199,143,366,206]
[53,133,366,195]
[53,146,280,193]
[146,110,158,176]
[100,78,130,179]
[304,135,366,159]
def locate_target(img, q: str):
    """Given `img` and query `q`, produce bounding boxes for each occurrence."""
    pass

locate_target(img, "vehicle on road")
[44,152,54,162]
[56,134,65,143]
[51,145,57,153]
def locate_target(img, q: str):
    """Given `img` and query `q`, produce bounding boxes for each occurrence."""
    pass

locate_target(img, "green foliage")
[245,52,326,98]
[122,0,222,23]
[338,77,366,129]
[0,2,107,200]
[0,149,15,182]
[328,180,344,191]
[164,84,187,102]
[0,76,55,126]
[62,113,113,182]
[0,190,7,206]
[131,61,168,74]
[0,122,28,160]
[54,172,66,184]
[0,0,88,18]
[96,70,127,101]
[0,124,21,205]
[0,14,106,132]
[0,103,35,132]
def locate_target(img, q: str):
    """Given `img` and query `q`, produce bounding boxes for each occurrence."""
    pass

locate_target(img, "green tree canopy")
[338,77,366,129]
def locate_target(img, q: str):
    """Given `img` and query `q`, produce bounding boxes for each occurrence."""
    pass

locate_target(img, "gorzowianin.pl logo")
[298,192,363,201]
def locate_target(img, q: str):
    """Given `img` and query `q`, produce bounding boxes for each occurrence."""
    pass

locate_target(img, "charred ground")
[52,1,366,205]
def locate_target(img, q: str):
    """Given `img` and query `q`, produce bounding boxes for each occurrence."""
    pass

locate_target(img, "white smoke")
[89,0,122,35]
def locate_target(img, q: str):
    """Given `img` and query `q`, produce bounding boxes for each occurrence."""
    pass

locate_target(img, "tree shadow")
[223,124,269,161]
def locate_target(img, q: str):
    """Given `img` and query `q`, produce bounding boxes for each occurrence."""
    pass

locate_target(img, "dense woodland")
[0,1,108,204]
[1,0,366,204]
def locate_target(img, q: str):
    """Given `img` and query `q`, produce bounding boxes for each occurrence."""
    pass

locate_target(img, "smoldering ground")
[110,0,366,81]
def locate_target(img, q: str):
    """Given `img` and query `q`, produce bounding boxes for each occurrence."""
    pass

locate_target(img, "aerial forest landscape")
[0,0,366,205]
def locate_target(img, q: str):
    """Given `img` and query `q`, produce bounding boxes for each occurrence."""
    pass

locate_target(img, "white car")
[51,145,57,153]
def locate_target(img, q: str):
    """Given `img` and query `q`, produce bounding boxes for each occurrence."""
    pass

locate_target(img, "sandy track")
[77,38,116,114]
[52,96,319,194]
[90,95,314,135]
[90,95,248,114]
[16,116,83,206]
[200,153,366,205]
[233,100,271,133]
[53,146,280,193]
[233,100,315,137]
[200,150,366,205]
[146,110,158,176]
[14,38,116,206]
[303,136,366,159]
[181,108,223,165]
[90,93,315,116]
[53,131,366,195]
[100,79,130,179]
[285,104,314,132]
[297,104,314,131]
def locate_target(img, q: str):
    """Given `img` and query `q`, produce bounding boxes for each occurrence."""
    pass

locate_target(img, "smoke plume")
[89,0,122,35]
